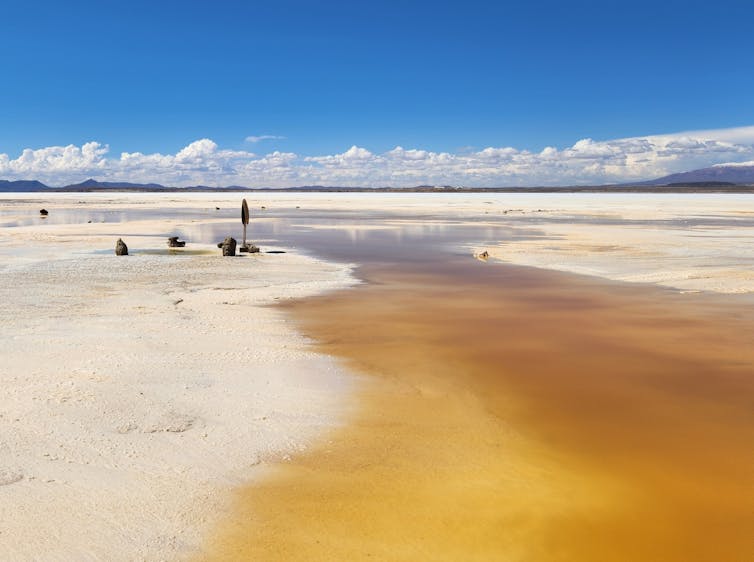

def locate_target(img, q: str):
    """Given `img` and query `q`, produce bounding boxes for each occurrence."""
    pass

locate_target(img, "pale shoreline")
[5,190,753,294]
[0,195,358,560]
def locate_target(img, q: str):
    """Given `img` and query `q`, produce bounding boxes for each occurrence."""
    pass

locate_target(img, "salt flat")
[2,191,754,560]
[0,195,356,561]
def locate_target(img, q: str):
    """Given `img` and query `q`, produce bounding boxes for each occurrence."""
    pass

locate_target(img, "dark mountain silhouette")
[0,179,50,192]
[64,178,167,190]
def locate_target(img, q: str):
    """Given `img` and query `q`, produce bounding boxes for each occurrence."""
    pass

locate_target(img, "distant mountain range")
[634,163,754,186]
[2,166,754,192]
[0,179,49,192]
[65,179,168,190]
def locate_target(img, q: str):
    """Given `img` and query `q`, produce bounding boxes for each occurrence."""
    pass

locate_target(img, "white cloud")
[2,125,754,187]
[712,159,754,168]
[245,134,286,143]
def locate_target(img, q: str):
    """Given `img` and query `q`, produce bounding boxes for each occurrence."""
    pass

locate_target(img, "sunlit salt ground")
[0,194,359,560]
[2,191,754,560]
[3,192,754,295]
[476,194,754,294]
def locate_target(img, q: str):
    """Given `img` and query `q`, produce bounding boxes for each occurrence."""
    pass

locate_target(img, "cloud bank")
[2,126,754,187]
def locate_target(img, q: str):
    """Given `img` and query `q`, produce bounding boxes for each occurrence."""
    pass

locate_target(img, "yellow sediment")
[200,261,754,561]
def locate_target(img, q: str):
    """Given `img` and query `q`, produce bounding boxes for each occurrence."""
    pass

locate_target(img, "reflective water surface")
[200,208,754,562]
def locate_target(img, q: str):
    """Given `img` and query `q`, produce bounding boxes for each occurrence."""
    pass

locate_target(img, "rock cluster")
[240,244,260,253]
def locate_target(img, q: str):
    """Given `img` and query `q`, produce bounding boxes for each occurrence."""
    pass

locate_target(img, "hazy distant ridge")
[0,179,49,192]
[65,178,168,190]
[3,165,754,193]
[637,163,754,186]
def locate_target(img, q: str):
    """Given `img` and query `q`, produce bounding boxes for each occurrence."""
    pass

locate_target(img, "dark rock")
[215,207,220,210]
[221,236,237,256]
[115,238,128,256]
[39,209,48,216]
[239,244,260,254]
[167,236,186,248]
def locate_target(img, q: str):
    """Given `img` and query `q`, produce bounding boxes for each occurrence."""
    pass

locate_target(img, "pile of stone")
[239,243,260,253]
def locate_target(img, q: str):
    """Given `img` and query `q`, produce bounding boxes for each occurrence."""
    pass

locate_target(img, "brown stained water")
[202,245,754,561]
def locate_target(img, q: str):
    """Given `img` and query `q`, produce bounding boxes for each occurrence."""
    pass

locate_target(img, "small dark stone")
[39,209,48,216]
[215,207,220,210]
[115,238,128,256]
[167,236,186,248]
[221,236,237,256]
[239,244,260,254]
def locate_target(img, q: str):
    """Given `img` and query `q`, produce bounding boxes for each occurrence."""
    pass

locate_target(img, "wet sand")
[202,258,754,561]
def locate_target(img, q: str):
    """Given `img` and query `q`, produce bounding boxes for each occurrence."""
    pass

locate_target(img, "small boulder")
[167,236,186,248]
[115,238,128,256]
[39,209,48,216]
[239,244,260,253]
[221,236,237,256]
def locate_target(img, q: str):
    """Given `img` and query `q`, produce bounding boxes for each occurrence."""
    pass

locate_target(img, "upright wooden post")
[241,198,249,248]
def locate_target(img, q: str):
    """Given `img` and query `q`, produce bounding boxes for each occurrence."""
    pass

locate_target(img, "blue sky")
[1,0,754,186]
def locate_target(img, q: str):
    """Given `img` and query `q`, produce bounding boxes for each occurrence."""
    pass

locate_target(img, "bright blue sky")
[1,0,754,186]
[2,0,753,156]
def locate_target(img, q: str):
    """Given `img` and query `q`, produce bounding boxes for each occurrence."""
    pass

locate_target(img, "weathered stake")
[241,198,249,248]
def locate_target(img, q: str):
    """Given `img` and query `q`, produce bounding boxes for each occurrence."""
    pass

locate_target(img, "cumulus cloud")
[3,142,109,175]
[245,134,286,143]
[2,126,754,187]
